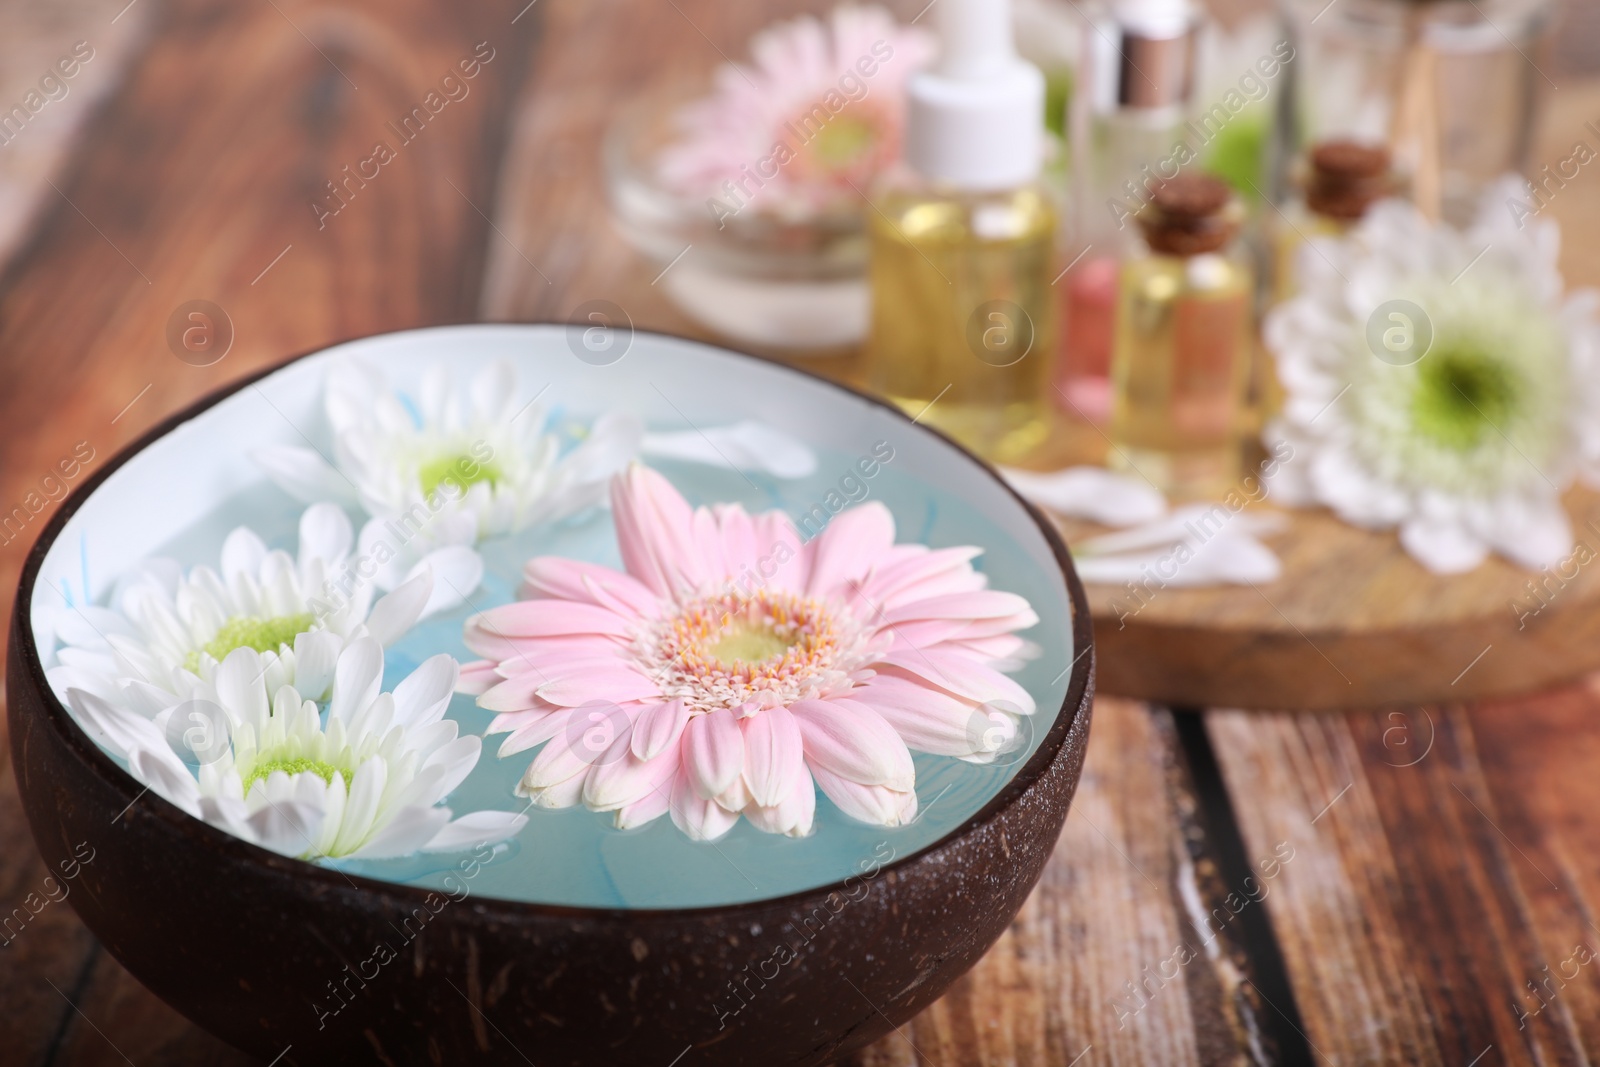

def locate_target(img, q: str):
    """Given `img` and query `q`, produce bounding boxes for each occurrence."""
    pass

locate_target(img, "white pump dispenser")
[904,0,1046,191]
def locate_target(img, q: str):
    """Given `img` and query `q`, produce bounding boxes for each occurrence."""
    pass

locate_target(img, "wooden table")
[3,0,1600,1064]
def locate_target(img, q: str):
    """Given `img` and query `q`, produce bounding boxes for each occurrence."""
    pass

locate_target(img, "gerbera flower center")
[1411,343,1520,451]
[240,753,349,796]
[638,589,870,712]
[810,113,876,170]
[186,613,315,672]
[706,621,794,666]
[418,453,501,497]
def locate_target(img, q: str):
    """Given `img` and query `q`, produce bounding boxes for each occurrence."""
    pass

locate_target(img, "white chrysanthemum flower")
[1264,177,1600,573]
[65,639,526,860]
[254,357,642,595]
[47,503,469,710]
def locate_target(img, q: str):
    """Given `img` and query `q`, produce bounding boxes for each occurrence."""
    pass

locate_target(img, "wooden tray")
[1051,485,1600,712]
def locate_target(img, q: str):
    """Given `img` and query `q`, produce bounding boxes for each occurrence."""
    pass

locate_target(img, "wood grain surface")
[4,0,1600,1064]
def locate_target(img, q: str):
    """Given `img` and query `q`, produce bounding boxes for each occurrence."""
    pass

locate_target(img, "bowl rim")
[11,322,1094,921]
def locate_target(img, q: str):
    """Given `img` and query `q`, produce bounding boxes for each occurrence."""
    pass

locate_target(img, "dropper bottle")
[863,0,1056,464]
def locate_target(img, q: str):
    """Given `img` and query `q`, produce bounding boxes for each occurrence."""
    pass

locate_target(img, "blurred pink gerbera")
[458,466,1039,841]
[656,5,934,214]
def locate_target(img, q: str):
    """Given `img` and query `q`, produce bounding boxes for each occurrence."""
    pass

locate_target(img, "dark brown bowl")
[7,327,1094,1066]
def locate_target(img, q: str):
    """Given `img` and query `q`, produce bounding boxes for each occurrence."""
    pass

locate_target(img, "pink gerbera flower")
[458,466,1040,841]
[656,5,934,214]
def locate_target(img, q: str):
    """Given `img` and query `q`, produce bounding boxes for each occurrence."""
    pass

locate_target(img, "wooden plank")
[0,0,538,643]
[0,0,540,1063]
[1207,698,1600,1065]
[844,699,1262,1067]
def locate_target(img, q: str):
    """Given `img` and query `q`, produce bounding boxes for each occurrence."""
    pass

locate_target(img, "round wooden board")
[1049,486,1600,712]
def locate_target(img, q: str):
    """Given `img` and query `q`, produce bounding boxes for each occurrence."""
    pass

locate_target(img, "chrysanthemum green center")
[186,613,314,671]
[1411,344,1520,451]
[240,754,348,796]
[707,621,794,666]
[419,454,500,498]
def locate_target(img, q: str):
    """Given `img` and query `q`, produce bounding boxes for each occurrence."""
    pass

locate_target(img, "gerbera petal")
[807,502,895,598]
[612,464,706,596]
[520,557,660,618]
[745,762,817,837]
[585,732,677,812]
[788,698,914,791]
[456,658,502,696]
[742,706,804,807]
[469,600,634,639]
[669,765,741,841]
[810,766,918,826]
[631,700,692,761]
[683,707,745,799]
[878,649,1037,715]
[851,676,990,757]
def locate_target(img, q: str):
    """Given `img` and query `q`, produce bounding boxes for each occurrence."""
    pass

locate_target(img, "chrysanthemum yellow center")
[240,754,348,796]
[186,613,314,672]
[1412,344,1519,451]
[419,454,500,498]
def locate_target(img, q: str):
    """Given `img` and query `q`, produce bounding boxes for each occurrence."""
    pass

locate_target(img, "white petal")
[365,570,432,645]
[298,503,354,569]
[643,421,817,479]
[291,631,341,701]
[251,445,357,506]
[328,637,384,723]
[392,654,459,726]
[406,546,483,619]
[215,647,269,729]
[421,810,527,852]
[1399,515,1490,574]
[999,466,1166,526]
[237,798,324,858]
[220,526,268,585]
[349,807,453,859]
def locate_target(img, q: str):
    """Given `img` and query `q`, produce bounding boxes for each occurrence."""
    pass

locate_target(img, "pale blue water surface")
[137,451,1073,909]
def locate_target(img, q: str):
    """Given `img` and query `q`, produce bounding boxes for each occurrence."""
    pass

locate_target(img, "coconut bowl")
[7,324,1094,1066]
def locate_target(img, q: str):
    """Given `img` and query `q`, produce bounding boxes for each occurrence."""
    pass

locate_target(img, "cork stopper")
[1137,174,1241,256]
[1304,139,1394,221]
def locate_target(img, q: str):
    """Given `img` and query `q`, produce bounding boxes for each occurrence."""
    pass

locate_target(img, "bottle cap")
[1137,174,1243,255]
[904,0,1046,190]
[1091,0,1199,111]
[1304,139,1396,220]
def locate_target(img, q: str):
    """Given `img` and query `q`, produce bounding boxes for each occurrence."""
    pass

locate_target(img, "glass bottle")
[1110,174,1252,498]
[1271,138,1397,303]
[1056,0,1201,426]
[864,0,1057,464]
[1280,0,1550,225]
[867,183,1057,462]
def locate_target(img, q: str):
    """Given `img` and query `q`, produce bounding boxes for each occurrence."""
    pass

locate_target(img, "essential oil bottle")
[1056,0,1200,426]
[1109,174,1252,498]
[864,0,1056,464]
[1271,139,1396,302]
